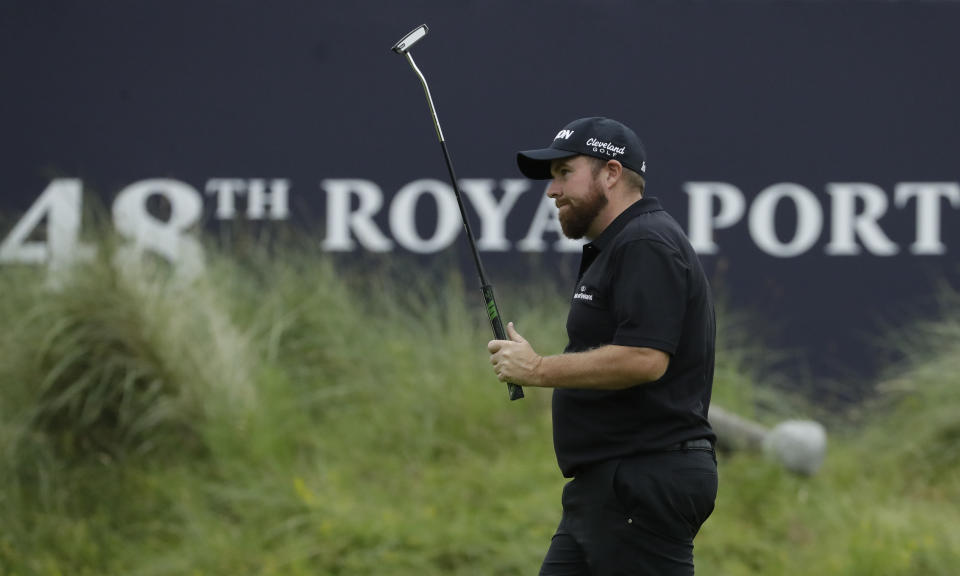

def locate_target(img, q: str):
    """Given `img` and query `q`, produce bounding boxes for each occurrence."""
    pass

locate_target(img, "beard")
[558,178,608,239]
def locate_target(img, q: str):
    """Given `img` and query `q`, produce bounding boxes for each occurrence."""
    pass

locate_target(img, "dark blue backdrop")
[3,1,959,403]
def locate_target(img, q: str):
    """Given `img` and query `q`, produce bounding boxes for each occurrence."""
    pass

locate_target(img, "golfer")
[488,117,718,575]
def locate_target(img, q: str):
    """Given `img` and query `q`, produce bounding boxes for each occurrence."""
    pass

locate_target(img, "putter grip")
[482,285,525,401]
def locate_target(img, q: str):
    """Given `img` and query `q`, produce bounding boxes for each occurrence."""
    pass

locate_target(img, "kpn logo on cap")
[516,117,647,180]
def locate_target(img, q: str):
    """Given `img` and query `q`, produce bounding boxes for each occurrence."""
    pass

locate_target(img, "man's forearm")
[534,345,669,390]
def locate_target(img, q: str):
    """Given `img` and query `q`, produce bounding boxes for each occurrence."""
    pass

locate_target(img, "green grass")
[0,238,957,575]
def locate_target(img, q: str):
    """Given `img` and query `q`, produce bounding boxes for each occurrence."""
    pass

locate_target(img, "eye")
[551,165,573,179]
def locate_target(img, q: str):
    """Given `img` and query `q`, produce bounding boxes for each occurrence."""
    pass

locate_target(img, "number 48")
[0,178,204,278]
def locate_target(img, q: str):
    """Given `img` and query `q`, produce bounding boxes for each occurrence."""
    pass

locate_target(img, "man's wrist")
[532,355,546,387]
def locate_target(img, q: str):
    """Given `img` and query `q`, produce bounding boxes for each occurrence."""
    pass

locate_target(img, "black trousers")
[539,447,718,576]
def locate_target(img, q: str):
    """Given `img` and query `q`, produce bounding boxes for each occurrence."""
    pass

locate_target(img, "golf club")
[392,24,524,401]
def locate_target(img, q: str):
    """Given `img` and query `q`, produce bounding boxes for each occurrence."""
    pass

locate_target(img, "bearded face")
[558,176,609,240]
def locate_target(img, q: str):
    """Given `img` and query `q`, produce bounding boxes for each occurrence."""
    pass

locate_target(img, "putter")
[392,24,524,401]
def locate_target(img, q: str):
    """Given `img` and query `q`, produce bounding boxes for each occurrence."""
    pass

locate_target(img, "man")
[487,117,717,575]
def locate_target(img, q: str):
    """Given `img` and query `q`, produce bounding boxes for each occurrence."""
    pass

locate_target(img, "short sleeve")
[610,239,689,354]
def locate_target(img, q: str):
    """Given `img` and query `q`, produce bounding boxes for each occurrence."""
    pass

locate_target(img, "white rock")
[763,420,827,476]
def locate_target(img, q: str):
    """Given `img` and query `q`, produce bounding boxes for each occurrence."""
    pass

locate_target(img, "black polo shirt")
[553,196,716,477]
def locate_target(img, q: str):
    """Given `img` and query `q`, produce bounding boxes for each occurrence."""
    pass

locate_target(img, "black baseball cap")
[517,117,647,180]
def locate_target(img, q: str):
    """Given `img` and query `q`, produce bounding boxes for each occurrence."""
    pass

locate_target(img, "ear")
[603,160,623,187]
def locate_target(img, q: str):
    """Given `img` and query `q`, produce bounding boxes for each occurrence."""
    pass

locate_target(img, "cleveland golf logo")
[586,137,626,156]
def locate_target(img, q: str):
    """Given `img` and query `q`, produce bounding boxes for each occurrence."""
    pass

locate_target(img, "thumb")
[506,321,527,344]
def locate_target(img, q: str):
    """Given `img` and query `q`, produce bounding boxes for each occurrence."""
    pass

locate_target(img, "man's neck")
[585,193,643,240]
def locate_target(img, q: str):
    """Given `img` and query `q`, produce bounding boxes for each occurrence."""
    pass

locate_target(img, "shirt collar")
[586,196,664,252]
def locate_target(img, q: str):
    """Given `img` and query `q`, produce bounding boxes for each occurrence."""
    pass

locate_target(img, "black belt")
[665,438,714,452]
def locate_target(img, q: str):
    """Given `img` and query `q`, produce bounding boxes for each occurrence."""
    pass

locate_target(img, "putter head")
[392,24,428,54]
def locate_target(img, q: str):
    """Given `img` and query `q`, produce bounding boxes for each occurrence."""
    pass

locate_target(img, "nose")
[546,180,560,198]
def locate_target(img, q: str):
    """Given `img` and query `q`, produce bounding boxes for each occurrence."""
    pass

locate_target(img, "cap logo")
[585,137,626,156]
[554,129,575,140]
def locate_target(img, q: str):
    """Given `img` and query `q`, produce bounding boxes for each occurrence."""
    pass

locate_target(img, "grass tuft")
[0,232,957,575]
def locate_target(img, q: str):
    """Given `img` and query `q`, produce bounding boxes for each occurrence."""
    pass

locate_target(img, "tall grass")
[0,237,957,575]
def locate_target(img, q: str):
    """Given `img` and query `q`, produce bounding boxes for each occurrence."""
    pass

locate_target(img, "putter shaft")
[392,25,524,401]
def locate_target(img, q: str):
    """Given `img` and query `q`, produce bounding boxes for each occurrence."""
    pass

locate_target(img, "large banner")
[3,2,959,401]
